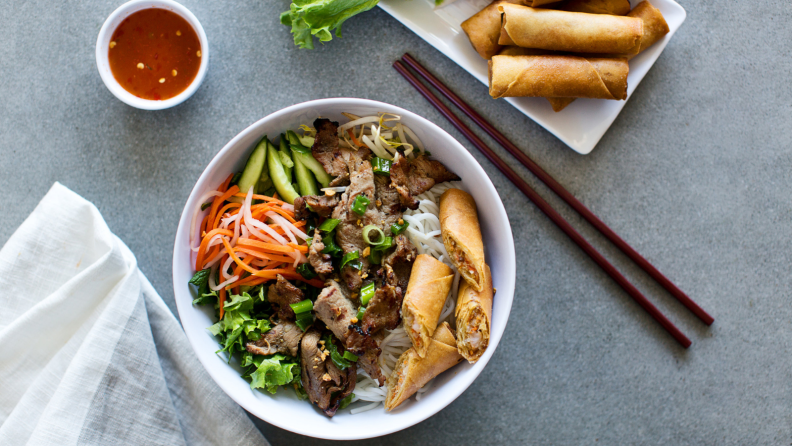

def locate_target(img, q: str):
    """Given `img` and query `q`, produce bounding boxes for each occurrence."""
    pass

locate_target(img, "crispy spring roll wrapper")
[547,1,669,112]
[498,4,643,55]
[523,0,563,6]
[498,46,557,56]
[385,322,463,411]
[489,55,629,99]
[558,0,630,15]
[461,0,523,60]
[401,254,454,358]
[439,189,486,292]
[456,264,494,363]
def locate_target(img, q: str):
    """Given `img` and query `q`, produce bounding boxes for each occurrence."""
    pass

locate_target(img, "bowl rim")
[172,98,516,439]
[95,0,209,110]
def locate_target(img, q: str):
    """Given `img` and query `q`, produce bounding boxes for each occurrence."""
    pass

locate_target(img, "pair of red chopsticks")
[393,53,713,348]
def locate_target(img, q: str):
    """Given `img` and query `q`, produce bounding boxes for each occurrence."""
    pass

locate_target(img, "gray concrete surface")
[1,0,791,444]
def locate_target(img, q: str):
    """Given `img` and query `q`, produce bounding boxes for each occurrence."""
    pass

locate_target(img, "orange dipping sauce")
[108,8,202,101]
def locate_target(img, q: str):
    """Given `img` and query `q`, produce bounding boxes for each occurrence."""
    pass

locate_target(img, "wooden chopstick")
[393,59,692,348]
[400,53,713,327]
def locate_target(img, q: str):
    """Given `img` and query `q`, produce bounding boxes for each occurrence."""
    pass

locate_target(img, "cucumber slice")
[230,136,268,202]
[285,131,331,188]
[294,155,319,196]
[267,140,300,204]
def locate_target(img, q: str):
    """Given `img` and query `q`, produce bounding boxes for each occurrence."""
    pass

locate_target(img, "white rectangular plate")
[378,0,686,154]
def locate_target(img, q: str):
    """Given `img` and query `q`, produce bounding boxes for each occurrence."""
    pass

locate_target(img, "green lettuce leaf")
[207,292,271,359]
[280,0,379,49]
[250,354,302,394]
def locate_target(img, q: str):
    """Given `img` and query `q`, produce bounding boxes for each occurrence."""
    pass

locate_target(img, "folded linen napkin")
[0,183,270,446]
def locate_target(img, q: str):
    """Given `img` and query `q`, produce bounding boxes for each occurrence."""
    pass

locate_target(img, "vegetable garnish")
[362,225,385,245]
[371,157,392,175]
[391,219,409,235]
[356,306,366,320]
[191,183,322,302]
[295,311,314,331]
[340,250,360,269]
[318,218,341,232]
[290,299,314,314]
[297,262,318,279]
[280,0,380,50]
[323,334,355,370]
[360,282,375,306]
[351,195,370,215]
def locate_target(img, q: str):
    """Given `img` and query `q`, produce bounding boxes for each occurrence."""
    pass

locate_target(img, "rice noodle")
[349,181,464,414]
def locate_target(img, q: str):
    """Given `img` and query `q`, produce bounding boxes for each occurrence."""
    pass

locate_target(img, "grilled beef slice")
[390,154,460,209]
[382,234,417,294]
[300,328,356,417]
[362,284,403,333]
[357,331,386,386]
[311,119,348,181]
[373,175,402,234]
[294,195,340,221]
[313,280,357,344]
[267,275,304,320]
[308,229,334,275]
[246,320,304,357]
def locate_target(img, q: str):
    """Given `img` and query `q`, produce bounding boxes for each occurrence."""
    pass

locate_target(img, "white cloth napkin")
[0,183,270,446]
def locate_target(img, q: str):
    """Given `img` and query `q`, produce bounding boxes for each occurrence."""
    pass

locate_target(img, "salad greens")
[189,270,307,397]
[280,0,379,49]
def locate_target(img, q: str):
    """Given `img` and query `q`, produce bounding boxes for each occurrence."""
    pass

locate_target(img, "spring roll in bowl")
[456,264,494,363]
[401,254,455,358]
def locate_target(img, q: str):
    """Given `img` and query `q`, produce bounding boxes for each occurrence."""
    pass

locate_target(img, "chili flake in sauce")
[108,8,201,101]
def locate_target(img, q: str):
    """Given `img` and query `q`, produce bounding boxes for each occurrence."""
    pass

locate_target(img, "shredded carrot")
[287,243,308,253]
[212,202,242,230]
[235,247,297,264]
[196,228,233,271]
[229,255,255,294]
[348,128,364,148]
[232,192,287,206]
[236,238,302,254]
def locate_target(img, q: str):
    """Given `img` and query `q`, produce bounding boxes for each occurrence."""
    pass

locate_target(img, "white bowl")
[172,98,516,440]
[95,0,209,110]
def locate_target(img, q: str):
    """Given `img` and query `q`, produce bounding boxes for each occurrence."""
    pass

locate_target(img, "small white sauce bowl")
[95,0,209,110]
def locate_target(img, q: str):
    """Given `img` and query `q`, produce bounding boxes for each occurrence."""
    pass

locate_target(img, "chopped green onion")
[295,312,314,331]
[200,201,212,211]
[339,393,354,409]
[391,220,409,235]
[296,263,317,280]
[340,251,360,269]
[351,195,370,215]
[324,335,353,370]
[318,218,340,232]
[360,283,375,306]
[356,306,366,320]
[290,299,313,314]
[362,225,385,245]
[321,235,343,257]
[372,237,393,252]
[343,350,359,362]
[305,237,313,247]
[371,157,392,176]
[369,249,382,264]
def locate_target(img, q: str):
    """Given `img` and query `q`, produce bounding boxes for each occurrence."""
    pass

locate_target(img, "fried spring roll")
[401,254,454,358]
[461,0,523,60]
[547,1,670,112]
[456,264,494,363]
[523,0,563,6]
[439,189,487,292]
[558,0,630,15]
[498,4,643,55]
[489,55,629,99]
[463,0,631,61]
[385,322,463,411]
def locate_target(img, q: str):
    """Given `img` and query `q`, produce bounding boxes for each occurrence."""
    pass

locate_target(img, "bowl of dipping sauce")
[96,0,208,110]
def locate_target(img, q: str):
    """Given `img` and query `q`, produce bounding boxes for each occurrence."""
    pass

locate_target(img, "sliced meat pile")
[300,327,356,417]
[267,274,304,320]
[286,119,460,394]
[246,320,304,357]
[390,153,460,209]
